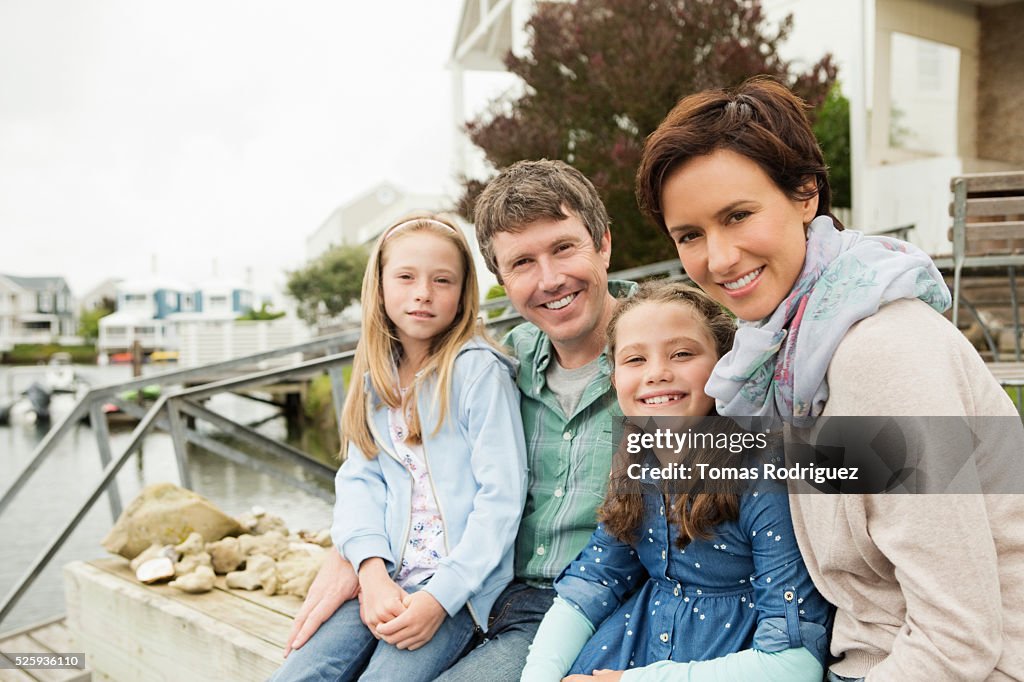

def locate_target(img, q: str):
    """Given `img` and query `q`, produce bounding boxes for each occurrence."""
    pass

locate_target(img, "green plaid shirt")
[503,280,637,584]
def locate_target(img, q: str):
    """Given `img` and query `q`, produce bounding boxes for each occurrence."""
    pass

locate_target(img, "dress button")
[554,488,564,498]
[562,431,572,440]
[659,632,669,643]
[536,545,545,556]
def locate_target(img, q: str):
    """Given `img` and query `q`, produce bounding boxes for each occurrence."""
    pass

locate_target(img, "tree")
[286,244,370,325]
[813,82,851,209]
[78,296,115,343]
[237,302,287,321]
[458,0,838,270]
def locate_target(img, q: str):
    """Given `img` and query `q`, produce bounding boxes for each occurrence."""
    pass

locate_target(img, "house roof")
[1,274,69,292]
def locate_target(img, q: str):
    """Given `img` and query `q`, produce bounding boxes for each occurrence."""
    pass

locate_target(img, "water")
[0,364,336,632]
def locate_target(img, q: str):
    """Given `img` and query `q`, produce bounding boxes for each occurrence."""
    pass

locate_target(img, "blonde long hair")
[340,213,488,459]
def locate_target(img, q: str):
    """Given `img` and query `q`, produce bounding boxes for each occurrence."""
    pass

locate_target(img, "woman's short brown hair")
[636,76,841,235]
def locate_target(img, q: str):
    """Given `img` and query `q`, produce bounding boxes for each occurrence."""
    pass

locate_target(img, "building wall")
[872,0,979,165]
[977,3,1024,166]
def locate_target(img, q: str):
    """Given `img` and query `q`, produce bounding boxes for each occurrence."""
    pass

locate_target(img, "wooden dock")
[62,558,302,682]
[0,616,88,682]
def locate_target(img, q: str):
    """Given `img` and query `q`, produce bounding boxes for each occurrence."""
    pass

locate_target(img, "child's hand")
[374,590,448,651]
[563,671,623,682]
[357,559,408,636]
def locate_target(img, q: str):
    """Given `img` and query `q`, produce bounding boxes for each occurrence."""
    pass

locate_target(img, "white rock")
[136,556,175,584]
[170,566,215,594]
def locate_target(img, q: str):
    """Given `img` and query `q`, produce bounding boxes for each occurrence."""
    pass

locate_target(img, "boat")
[0,382,52,426]
[44,352,78,393]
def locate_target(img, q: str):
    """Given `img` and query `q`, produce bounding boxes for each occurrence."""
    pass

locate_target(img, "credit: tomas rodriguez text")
[626,461,860,484]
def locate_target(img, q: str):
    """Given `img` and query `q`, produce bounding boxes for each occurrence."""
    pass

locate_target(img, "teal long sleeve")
[620,646,823,682]
[520,596,596,682]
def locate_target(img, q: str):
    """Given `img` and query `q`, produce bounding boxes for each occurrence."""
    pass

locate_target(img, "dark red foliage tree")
[458,0,838,270]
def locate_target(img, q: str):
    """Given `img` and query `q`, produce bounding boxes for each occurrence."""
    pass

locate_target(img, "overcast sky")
[0,0,507,300]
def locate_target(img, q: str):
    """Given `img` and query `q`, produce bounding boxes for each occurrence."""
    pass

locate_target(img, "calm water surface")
[0,364,335,632]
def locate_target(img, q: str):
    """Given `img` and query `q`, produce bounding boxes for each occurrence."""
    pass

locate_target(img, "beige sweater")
[788,299,1024,681]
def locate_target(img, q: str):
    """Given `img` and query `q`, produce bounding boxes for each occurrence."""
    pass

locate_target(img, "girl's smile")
[613,301,718,419]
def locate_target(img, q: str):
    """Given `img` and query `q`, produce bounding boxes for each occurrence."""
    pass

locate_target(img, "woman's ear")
[799,179,820,224]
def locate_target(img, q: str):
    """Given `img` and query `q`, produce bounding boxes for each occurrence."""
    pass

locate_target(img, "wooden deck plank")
[86,559,295,649]
[0,636,84,682]
[65,560,288,681]
[0,661,38,682]
[210,579,302,619]
[24,625,77,660]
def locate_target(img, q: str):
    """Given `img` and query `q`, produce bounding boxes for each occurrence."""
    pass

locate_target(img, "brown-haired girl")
[521,281,831,682]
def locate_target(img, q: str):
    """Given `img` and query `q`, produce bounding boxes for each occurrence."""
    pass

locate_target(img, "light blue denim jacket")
[332,337,528,631]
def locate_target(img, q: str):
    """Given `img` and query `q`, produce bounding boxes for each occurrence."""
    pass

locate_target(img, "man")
[285,160,634,680]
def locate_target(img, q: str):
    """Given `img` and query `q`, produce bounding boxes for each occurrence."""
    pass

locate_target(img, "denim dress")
[554,477,832,674]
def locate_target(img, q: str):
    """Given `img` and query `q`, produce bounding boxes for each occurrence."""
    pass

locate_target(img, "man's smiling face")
[493,211,611,353]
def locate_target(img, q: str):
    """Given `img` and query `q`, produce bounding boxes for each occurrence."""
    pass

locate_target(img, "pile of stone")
[102,482,331,598]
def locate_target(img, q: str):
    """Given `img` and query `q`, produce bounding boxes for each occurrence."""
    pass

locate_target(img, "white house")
[450,0,1024,259]
[305,181,498,295]
[0,274,76,351]
[98,276,255,354]
[760,0,1024,256]
[79,277,122,313]
[306,182,449,259]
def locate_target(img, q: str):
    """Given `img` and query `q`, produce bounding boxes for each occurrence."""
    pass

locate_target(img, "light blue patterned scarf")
[707,215,951,427]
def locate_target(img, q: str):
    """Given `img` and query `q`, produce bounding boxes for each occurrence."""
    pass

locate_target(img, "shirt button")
[659,632,669,643]
[536,546,546,556]
[661,550,667,560]
[673,586,680,597]
[554,488,564,498]
[562,431,572,440]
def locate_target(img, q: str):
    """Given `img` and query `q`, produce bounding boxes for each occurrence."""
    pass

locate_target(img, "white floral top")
[388,394,447,588]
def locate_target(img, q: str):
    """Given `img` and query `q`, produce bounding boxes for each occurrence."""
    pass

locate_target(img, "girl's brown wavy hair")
[598,280,742,548]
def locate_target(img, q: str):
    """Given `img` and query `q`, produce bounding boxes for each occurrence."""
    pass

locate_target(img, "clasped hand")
[358,559,448,651]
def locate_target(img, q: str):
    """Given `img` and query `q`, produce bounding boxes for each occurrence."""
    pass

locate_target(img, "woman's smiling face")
[660,148,818,322]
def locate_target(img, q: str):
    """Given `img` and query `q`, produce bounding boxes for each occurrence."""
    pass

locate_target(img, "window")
[38,294,52,312]
[889,33,960,156]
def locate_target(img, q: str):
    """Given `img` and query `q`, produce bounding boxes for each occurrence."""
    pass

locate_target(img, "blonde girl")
[273,214,527,682]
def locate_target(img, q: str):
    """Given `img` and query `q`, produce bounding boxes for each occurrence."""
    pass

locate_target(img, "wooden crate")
[63,559,302,682]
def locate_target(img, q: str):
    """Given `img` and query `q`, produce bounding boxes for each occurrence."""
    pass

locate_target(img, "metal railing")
[0,329,361,626]
[0,258,686,628]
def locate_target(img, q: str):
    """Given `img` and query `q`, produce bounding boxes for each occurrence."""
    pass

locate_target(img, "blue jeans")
[270,584,476,682]
[434,581,556,682]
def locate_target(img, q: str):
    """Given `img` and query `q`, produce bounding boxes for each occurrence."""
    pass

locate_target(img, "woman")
[634,77,1024,681]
